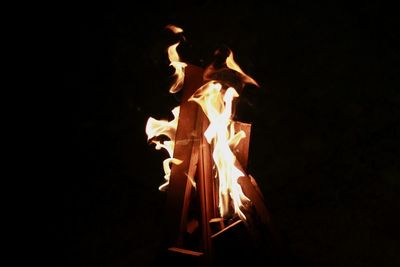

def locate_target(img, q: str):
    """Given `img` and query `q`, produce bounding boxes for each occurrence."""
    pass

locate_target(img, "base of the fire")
[154,197,285,266]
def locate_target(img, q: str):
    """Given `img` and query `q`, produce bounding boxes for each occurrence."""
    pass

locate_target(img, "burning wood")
[145,25,273,264]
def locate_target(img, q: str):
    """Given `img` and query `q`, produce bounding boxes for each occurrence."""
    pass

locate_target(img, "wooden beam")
[197,109,215,264]
[211,220,243,239]
[168,247,204,257]
[232,123,283,249]
[237,175,271,225]
[231,154,271,226]
[165,64,204,247]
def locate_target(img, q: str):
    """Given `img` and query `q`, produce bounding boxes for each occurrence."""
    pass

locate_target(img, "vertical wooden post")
[196,110,215,264]
[165,65,204,247]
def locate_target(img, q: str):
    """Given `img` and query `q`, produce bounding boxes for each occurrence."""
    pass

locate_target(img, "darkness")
[57,2,399,266]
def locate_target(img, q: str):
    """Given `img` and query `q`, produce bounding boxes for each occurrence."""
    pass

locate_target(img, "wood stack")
[162,64,276,265]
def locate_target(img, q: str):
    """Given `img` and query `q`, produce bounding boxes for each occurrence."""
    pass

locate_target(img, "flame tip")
[166,24,184,34]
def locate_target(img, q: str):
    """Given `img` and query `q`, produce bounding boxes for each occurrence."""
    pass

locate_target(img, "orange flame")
[190,82,249,220]
[166,24,183,34]
[225,50,259,87]
[145,107,182,191]
[166,25,187,93]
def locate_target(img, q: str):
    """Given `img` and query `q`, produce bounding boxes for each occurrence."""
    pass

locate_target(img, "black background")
[58,1,399,266]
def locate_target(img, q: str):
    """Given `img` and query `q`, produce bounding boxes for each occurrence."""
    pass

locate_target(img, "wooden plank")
[249,174,264,202]
[209,218,224,223]
[237,173,283,248]
[210,217,225,230]
[232,125,284,249]
[211,219,243,239]
[196,109,215,264]
[168,247,204,257]
[229,124,271,226]
[165,64,204,247]
[237,175,271,225]
[232,157,271,226]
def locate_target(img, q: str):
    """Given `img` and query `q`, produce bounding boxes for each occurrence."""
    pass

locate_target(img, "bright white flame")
[190,82,249,220]
[145,107,182,191]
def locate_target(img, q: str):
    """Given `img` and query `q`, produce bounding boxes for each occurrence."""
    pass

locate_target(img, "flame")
[190,82,249,220]
[145,106,182,191]
[146,25,260,220]
[166,24,183,34]
[225,50,259,87]
[166,25,187,93]
[145,25,186,190]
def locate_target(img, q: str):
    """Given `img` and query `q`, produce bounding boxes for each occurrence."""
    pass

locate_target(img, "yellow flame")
[145,107,182,191]
[226,50,259,87]
[166,25,187,93]
[190,82,249,220]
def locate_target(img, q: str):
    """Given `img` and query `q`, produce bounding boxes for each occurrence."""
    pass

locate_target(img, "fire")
[225,50,259,87]
[146,25,259,220]
[145,107,182,191]
[145,25,187,190]
[189,82,249,220]
[189,49,259,220]
[166,25,187,93]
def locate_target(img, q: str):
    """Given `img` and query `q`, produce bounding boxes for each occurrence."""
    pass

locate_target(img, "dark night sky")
[57,2,399,266]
